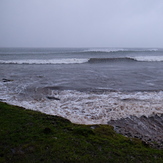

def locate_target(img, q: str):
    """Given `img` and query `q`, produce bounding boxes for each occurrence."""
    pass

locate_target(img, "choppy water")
[0,47,163,124]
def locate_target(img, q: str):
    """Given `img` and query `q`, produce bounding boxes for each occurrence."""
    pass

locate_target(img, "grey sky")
[0,0,163,47]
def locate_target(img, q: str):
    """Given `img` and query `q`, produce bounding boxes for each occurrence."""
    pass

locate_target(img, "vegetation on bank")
[0,102,163,163]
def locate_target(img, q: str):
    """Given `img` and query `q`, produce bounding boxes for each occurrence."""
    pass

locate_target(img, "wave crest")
[1,56,163,65]
[82,48,159,53]
[89,56,163,63]
[0,58,89,65]
[83,48,126,53]
[132,56,163,62]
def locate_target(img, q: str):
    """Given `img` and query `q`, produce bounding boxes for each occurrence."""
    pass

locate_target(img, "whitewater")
[0,47,163,124]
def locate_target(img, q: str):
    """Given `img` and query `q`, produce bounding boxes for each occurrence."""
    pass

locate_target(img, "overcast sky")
[1,0,163,48]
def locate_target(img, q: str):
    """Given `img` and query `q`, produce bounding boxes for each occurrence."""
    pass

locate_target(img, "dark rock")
[0,99,6,102]
[108,114,163,149]
[46,96,60,100]
[2,78,13,82]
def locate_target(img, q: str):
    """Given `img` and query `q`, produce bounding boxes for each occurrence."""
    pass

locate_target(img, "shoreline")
[3,89,163,124]
[2,99,163,149]
[0,101,163,162]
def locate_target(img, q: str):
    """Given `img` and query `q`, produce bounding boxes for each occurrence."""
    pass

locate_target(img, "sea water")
[0,47,163,124]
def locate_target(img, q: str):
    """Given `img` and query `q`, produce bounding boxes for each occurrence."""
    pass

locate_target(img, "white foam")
[148,49,158,51]
[84,48,159,53]
[0,58,89,65]
[84,48,125,53]
[131,56,163,62]
[0,82,11,101]
[3,90,163,125]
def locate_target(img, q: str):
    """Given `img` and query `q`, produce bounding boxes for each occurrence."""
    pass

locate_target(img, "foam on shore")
[2,89,163,124]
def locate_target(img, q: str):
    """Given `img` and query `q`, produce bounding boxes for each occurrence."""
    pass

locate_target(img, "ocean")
[0,47,163,124]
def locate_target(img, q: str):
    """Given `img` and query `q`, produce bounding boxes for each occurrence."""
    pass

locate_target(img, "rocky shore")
[108,114,163,149]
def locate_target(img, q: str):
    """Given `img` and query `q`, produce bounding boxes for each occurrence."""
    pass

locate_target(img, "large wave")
[1,56,163,65]
[89,56,163,63]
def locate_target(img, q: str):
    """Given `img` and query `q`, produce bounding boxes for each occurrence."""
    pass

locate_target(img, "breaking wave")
[83,48,126,53]
[132,56,163,62]
[89,56,163,63]
[88,57,135,63]
[1,56,163,65]
[82,48,159,53]
[0,58,89,65]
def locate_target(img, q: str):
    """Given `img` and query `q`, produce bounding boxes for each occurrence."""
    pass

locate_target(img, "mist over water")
[1,1,163,48]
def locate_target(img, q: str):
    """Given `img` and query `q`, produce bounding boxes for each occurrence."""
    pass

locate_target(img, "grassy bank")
[0,102,163,163]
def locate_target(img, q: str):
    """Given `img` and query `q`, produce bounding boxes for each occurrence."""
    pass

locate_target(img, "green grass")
[0,102,163,163]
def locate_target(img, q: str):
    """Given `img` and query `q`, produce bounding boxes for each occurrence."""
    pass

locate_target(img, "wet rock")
[0,99,6,102]
[2,78,13,82]
[46,96,60,100]
[108,114,163,149]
